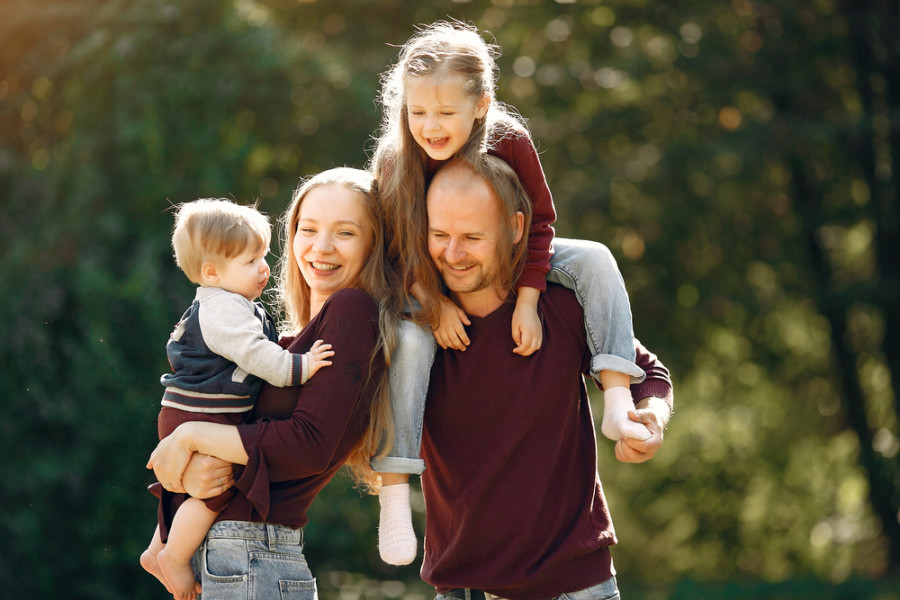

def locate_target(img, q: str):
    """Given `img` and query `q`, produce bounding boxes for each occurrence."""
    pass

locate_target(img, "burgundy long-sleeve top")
[220,287,383,528]
[420,284,673,599]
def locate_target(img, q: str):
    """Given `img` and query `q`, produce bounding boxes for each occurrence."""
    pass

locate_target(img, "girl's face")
[406,73,489,162]
[293,184,375,305]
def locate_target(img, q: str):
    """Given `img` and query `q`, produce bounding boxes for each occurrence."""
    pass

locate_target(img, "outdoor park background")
[2,0,899,598]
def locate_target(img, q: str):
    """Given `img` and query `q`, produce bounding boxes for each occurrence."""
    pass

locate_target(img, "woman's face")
[293,183,375,303]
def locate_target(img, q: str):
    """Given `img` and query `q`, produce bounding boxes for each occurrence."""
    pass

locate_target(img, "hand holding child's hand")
[601,386,651,443]
[511,302,543,356]
[615,408,665,463]
[432,296,471,351]
[306,339,334,379]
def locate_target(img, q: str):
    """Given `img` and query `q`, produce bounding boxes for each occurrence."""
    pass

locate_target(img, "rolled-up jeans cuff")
[371,456,425,475]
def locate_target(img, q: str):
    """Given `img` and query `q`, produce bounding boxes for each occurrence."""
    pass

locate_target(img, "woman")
[148,167,400,599]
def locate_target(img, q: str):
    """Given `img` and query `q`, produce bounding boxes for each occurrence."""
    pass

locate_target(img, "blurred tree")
[1,0,898,597]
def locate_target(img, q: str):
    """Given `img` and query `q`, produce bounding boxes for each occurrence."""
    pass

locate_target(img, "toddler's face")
[213,247,270,301]
[405,73,488,161]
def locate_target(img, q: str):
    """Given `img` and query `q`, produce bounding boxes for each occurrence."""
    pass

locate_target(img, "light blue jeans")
[191,521,316,599]
[371,238,644,474]
[433,576,620,600]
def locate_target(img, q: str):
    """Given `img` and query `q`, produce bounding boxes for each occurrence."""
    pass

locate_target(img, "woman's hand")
[182,453,234,499]
[147,424,197,494]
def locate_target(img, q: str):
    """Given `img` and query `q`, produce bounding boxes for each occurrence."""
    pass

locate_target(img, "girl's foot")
[378,482,417,565]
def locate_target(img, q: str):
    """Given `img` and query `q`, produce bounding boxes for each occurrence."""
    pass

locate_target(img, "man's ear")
[201,261,219,284]
[511,211,525,244]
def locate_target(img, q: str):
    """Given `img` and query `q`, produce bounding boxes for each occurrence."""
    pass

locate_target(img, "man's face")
[426,166,514,302]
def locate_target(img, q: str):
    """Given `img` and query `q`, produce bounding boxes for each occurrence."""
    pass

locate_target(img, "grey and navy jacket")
[160,287,307,413]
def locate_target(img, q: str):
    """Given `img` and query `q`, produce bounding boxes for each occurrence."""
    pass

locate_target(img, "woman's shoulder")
[321,288,378,317]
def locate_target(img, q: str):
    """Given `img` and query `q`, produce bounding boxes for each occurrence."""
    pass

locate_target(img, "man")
[420,156,673,600]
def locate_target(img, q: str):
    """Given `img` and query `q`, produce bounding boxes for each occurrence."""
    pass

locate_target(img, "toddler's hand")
[432,296,471,351]
[511,303,542,356]
[306,339,334,379]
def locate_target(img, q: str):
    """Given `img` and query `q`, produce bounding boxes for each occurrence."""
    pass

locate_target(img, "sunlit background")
[2,0,899,598]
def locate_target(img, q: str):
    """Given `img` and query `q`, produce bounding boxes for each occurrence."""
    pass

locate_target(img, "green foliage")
[1,0,898,597]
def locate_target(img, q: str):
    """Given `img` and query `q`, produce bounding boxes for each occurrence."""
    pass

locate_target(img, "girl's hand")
[182,453,234,499]
[432,296,471,351]
[511,302,543,356]
[146,424,196,494]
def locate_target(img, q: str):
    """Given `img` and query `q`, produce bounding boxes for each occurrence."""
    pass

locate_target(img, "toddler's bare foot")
[140,548,174,594]
[157,547,200,600]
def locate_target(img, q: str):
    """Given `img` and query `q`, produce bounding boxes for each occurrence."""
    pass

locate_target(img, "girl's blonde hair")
[171,198,271,284]
[370,20,529,327]
[274,167,399,490]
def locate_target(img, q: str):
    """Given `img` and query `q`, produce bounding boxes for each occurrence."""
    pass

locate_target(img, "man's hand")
[615,397,670,463]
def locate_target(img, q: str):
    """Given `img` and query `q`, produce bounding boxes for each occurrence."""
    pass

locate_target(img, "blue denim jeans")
[371,318,434,474]
[433,576,620,600]
[372,237,644,473]
[548,238,643,381]
[191,521,316,599]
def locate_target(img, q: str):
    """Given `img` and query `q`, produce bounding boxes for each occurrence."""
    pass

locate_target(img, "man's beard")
[439,260,494,294]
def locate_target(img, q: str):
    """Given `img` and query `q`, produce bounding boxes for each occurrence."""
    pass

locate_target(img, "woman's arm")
[147,421,247,493]
[237,288,380,482]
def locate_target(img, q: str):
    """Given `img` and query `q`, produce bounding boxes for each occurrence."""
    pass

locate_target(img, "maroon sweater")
[219,287,383,528]
[420,284,672,599]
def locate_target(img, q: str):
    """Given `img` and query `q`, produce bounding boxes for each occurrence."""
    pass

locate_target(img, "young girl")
[369,20,649,565]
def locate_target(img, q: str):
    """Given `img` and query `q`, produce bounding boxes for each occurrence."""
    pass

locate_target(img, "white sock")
[601,386,650,441]
[378,483,417,565]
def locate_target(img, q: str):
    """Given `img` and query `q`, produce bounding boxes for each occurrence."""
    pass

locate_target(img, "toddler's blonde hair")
[171,198,271,284]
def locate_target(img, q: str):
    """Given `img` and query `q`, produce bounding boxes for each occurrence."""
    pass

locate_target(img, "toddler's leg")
[374,318,435,565]
[140,525,174,594]
[157,498,216,600]
[548,238,645,382]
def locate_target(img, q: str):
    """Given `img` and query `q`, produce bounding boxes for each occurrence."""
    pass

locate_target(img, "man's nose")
[446,238,465,262]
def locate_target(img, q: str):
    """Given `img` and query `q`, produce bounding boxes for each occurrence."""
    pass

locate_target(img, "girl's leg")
[157,498,217,600]
[547,238,645,382]
[373,318,435,565]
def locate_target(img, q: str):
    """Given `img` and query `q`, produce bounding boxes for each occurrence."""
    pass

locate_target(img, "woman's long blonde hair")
[273,167,399,491]
[370,20,529,327]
